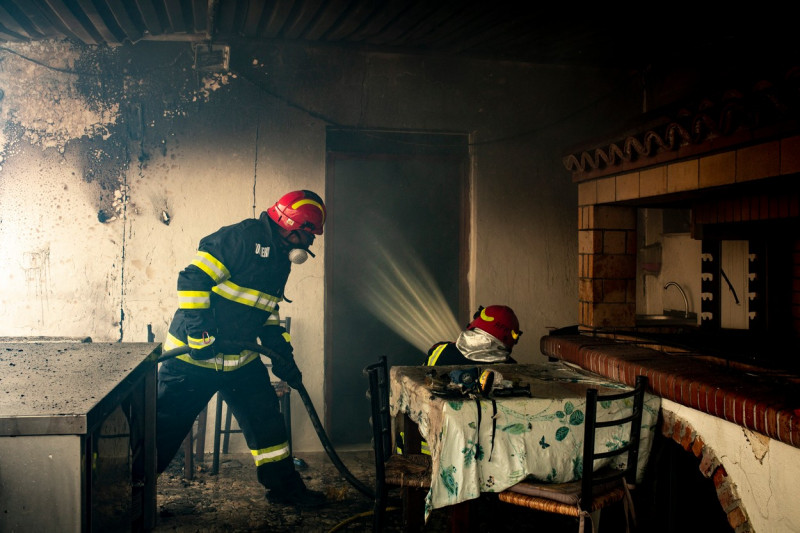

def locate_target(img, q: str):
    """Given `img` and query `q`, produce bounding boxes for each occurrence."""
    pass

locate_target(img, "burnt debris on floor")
[155,449,415,532]
[153,449,600,532]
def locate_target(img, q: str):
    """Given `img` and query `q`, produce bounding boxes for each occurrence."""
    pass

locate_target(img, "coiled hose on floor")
[158,341,375,499]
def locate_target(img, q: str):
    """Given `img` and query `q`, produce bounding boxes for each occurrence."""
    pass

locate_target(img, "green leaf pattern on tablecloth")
[552,400,585,442]
[461,439,484,466]
[388,362,662,521]
[501,422,530,434]
[555,425,570,441]
[440,464,458,496]
[572,454,583,479]
[569,409,585,425]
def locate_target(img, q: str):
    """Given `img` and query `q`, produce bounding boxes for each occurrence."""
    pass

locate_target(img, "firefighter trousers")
[156,357,296,489]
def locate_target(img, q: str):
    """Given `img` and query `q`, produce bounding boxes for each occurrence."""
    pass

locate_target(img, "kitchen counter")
[0,341,159,532]
[540,333,800,449]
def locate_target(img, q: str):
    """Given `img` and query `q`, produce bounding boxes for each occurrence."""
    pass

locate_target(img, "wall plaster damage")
[0,39,234,222]
[0,39,235,340]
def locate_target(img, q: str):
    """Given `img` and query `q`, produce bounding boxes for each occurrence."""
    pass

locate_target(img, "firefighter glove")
[272,356,302,387]
[190,344,218,360]
[261,326,294,360]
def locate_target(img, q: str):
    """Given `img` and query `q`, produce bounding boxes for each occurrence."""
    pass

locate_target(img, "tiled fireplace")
[544,67,800,532]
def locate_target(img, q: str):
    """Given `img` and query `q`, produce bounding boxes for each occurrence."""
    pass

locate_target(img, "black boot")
[266,471,327,509]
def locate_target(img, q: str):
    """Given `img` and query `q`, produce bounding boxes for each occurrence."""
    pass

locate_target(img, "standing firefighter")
[426,304,522,366]
[156,189,327,508]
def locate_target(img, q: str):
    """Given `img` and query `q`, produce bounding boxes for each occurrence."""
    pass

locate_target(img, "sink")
[636,312,697,326]
[639,314,673,321]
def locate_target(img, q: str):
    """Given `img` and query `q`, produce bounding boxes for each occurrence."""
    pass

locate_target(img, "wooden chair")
[363,356,432,532]
[497,375,648,533]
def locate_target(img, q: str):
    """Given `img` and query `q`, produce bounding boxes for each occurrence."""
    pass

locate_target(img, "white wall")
[663,400,800,532]
[0,39,633,451]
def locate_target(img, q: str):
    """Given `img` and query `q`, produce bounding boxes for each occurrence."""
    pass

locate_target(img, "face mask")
[288,248,308,264]
[283,230,316,264]
[455,328,511,363]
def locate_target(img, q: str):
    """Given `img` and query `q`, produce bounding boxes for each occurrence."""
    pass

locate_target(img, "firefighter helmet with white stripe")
[267,190,327,236]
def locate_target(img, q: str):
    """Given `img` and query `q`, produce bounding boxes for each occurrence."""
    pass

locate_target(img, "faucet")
[663,281,689,318]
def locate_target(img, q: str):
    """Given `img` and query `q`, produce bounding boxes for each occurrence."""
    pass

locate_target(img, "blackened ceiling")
[0,1,795,70]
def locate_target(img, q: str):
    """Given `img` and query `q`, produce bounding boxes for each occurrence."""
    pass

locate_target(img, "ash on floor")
[155,449,426,532]
[153,449,592,532]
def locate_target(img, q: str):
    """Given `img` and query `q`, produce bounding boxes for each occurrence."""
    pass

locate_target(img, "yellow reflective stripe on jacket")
[178,290,211,309]
[165,333,260,371]
[251,442,291,466]
[180,351,259,370]
[263,312,281,327]
[396,431,431,455]
[212,280,280,312]
[187,333,215,349]
[427,344,447,366]
[191,250,230,283]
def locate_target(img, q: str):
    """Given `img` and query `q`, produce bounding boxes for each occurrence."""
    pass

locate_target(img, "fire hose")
[158,341,375,499]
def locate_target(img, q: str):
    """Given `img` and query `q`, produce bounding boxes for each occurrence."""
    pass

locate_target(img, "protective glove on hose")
[272,357,302,388]
[262,326,302,387]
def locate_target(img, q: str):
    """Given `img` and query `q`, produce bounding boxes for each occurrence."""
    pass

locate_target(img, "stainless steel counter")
[0,341,159,531]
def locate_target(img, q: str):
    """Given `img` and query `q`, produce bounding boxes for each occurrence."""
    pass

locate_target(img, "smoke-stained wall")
[0,39,636,450]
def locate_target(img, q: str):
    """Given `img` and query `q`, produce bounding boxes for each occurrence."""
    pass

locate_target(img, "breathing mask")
[288,248,309,264]
[285,231,316,264]
[455,328,511,363]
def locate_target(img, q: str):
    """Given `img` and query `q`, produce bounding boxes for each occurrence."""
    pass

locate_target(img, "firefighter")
[398,305,522,455]
[426,304,522,366]
[156,189,327,508]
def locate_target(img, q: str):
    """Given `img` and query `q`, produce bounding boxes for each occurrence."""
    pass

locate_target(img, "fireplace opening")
[637,433,734,533]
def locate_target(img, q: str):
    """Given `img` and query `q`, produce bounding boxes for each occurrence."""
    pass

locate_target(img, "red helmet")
[466,305,522,349]
[267,190,326,235]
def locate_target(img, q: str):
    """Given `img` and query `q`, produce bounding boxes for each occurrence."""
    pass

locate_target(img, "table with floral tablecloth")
[389,361,661,521]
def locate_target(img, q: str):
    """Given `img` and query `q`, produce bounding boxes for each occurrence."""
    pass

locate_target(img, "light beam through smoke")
[358,238,461,353]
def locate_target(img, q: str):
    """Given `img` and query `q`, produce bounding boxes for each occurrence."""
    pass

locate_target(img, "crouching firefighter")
[398,305,523,455]
[156,190,327,509]
[426,304,521,366]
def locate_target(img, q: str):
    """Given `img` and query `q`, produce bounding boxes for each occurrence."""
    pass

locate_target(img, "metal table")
[0,341,159,532]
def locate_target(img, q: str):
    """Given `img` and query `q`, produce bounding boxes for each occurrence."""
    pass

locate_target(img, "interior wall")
[0,38,634,451]
[662,400,800,532]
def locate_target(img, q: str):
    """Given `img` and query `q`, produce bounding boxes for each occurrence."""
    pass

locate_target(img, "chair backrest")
[580,375,648,509]
[363,356,393,476]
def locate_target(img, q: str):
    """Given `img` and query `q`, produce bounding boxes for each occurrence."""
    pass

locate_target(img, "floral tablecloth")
[389,362,661,520]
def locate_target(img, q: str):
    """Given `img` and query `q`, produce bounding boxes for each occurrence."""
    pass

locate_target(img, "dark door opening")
[324,128,469,446]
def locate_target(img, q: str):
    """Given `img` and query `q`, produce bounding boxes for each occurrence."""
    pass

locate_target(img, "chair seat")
[499,480,627,515]
[384,454,432,489]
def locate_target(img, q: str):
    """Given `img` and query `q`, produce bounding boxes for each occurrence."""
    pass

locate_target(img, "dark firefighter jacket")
[163,212,290,370]
[426,341,471,366]
[426,341,517,366]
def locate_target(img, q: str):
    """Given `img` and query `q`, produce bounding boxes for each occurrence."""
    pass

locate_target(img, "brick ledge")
[540,334,800,449]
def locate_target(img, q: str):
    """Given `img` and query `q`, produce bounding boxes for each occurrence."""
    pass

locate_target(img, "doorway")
[324,128,469,446]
